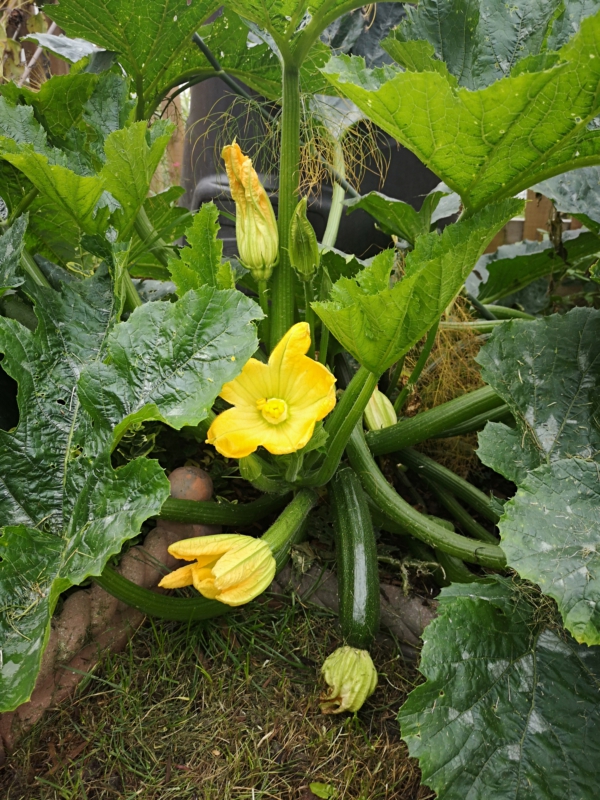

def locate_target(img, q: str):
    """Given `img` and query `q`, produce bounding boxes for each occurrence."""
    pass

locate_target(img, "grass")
[1,595,431,800]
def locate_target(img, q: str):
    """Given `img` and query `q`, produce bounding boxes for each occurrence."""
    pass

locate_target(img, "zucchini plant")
[1,0,600,796]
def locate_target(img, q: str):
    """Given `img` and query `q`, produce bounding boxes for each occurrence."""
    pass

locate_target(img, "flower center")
[256,397,288,424]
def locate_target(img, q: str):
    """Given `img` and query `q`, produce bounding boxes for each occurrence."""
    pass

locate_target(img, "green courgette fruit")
[330,466,380,649]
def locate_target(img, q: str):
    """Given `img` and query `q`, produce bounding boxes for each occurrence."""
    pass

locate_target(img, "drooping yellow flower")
[158,533,276,607]
[222,141,278,281]
[206,322,336,459]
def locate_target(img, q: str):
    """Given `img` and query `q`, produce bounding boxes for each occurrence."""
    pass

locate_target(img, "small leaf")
[399,578,600,800]
[345,189,447,245]
[309,783,336,799]
[169,203,234,294]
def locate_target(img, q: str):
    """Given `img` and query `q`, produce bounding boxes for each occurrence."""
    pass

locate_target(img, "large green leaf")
[399,578,600,800]
[388,0,600,90]
[78,285,262,449]
[322,11,600,211]
[0,269,169,712]
[345,189,448,245]
[0,215,27,296]
[535,166,600,233]
[101,120,174,235]
[168,202,234,295]
[44,0,219,114]
[477,309,600,643]
[156,11,333,106]
[475,229,600,303]
[313,198,520,374]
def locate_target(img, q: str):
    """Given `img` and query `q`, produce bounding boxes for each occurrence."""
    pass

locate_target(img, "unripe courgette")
[330,466,380,648]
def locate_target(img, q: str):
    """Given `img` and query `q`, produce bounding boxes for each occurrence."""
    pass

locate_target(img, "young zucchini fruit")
[330,466,380,648]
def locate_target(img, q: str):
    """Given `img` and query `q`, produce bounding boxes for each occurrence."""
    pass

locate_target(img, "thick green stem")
[347,425,506,569]
[262,488,318,566]
[258,279,271,349]
[20,249,51,289]
[483,305,535,320]
[426,482,498,544]
[6,187,39,228]
[159,491,291,526]
[386,356,405,400]
[394,320,439,413]
[440,319,505,333]
[367,385,505,456]
[397,447,500,523]
[124,272,143,312]
[303,280,316,358]
[321,139,346,249]
[464,290,497,320]
[270,65,301,349]
[94,490,316,620]
[318,324,330,365]
[134,206,174,269]
[440,403,512,438]
[301,366,378,487]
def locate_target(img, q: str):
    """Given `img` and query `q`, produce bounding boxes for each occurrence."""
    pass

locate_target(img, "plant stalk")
[321,139,346,249]
[159,492,292,526]
[20,249,51,289]
[394,320,439,413]
[426,482,498,544]
[303,280,316,358]
[386,356,405,399]
[301,366,378,487]
[258,279,271,349]
[347,425,506,569]
[397,447,501,523]
[367,384,505,455]
[6,187,39,228]
[270,64,301,349]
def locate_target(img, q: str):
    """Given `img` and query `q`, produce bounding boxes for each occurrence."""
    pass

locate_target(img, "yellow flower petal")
[207,405,273,459]
[191,565,220,599]
[219,358,272,407]
[158,563,195,589]
[167,533,249,561]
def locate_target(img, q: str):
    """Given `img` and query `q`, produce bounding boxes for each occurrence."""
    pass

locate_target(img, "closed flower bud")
[222,141,278,281]
[289,197,319,281]
[320,646,378,714]
[158,533,276,607]
[364,387,397,431]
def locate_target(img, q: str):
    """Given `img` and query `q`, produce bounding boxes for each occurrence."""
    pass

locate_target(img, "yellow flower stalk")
[158,533,276,607]
[222,141,278,281]
[206,322,336,459]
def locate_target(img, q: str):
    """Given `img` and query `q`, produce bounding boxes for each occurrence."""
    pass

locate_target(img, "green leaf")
[101,120,174,235]
[475,229,600,303]
[25,32,102,64]
[388,0,600,90]
[534,166,600,233]
[1,148,106,235]
[322,11,600,211]
[45,0,219,113]
[0,269,169,711]
[477,309,600,643]
[169,203,234,294]
[0,215,27,296]
[345,189,447,245]
[399,578,600,800]
[78,286,262,449]
[313,198,521,374]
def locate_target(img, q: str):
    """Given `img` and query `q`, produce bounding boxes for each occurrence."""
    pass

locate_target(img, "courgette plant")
[1,0,600,796]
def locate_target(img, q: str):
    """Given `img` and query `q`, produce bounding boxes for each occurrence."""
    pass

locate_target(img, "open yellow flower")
[222,141,278,280]
[158,533,276,607]
[206,322,336,459]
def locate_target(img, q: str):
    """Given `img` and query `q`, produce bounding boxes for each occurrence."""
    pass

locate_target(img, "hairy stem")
[426,482,498,544]
[394,320,439,413]
[347,425,506,569]
[367,385,505,455]
[321,139,346,249]
[133,206,174,269]
[270,65,300,348]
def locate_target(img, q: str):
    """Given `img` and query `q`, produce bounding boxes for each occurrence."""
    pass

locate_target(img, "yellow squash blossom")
[206,322,336,459]
[222,141,278,281]
[158,533,276,606]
